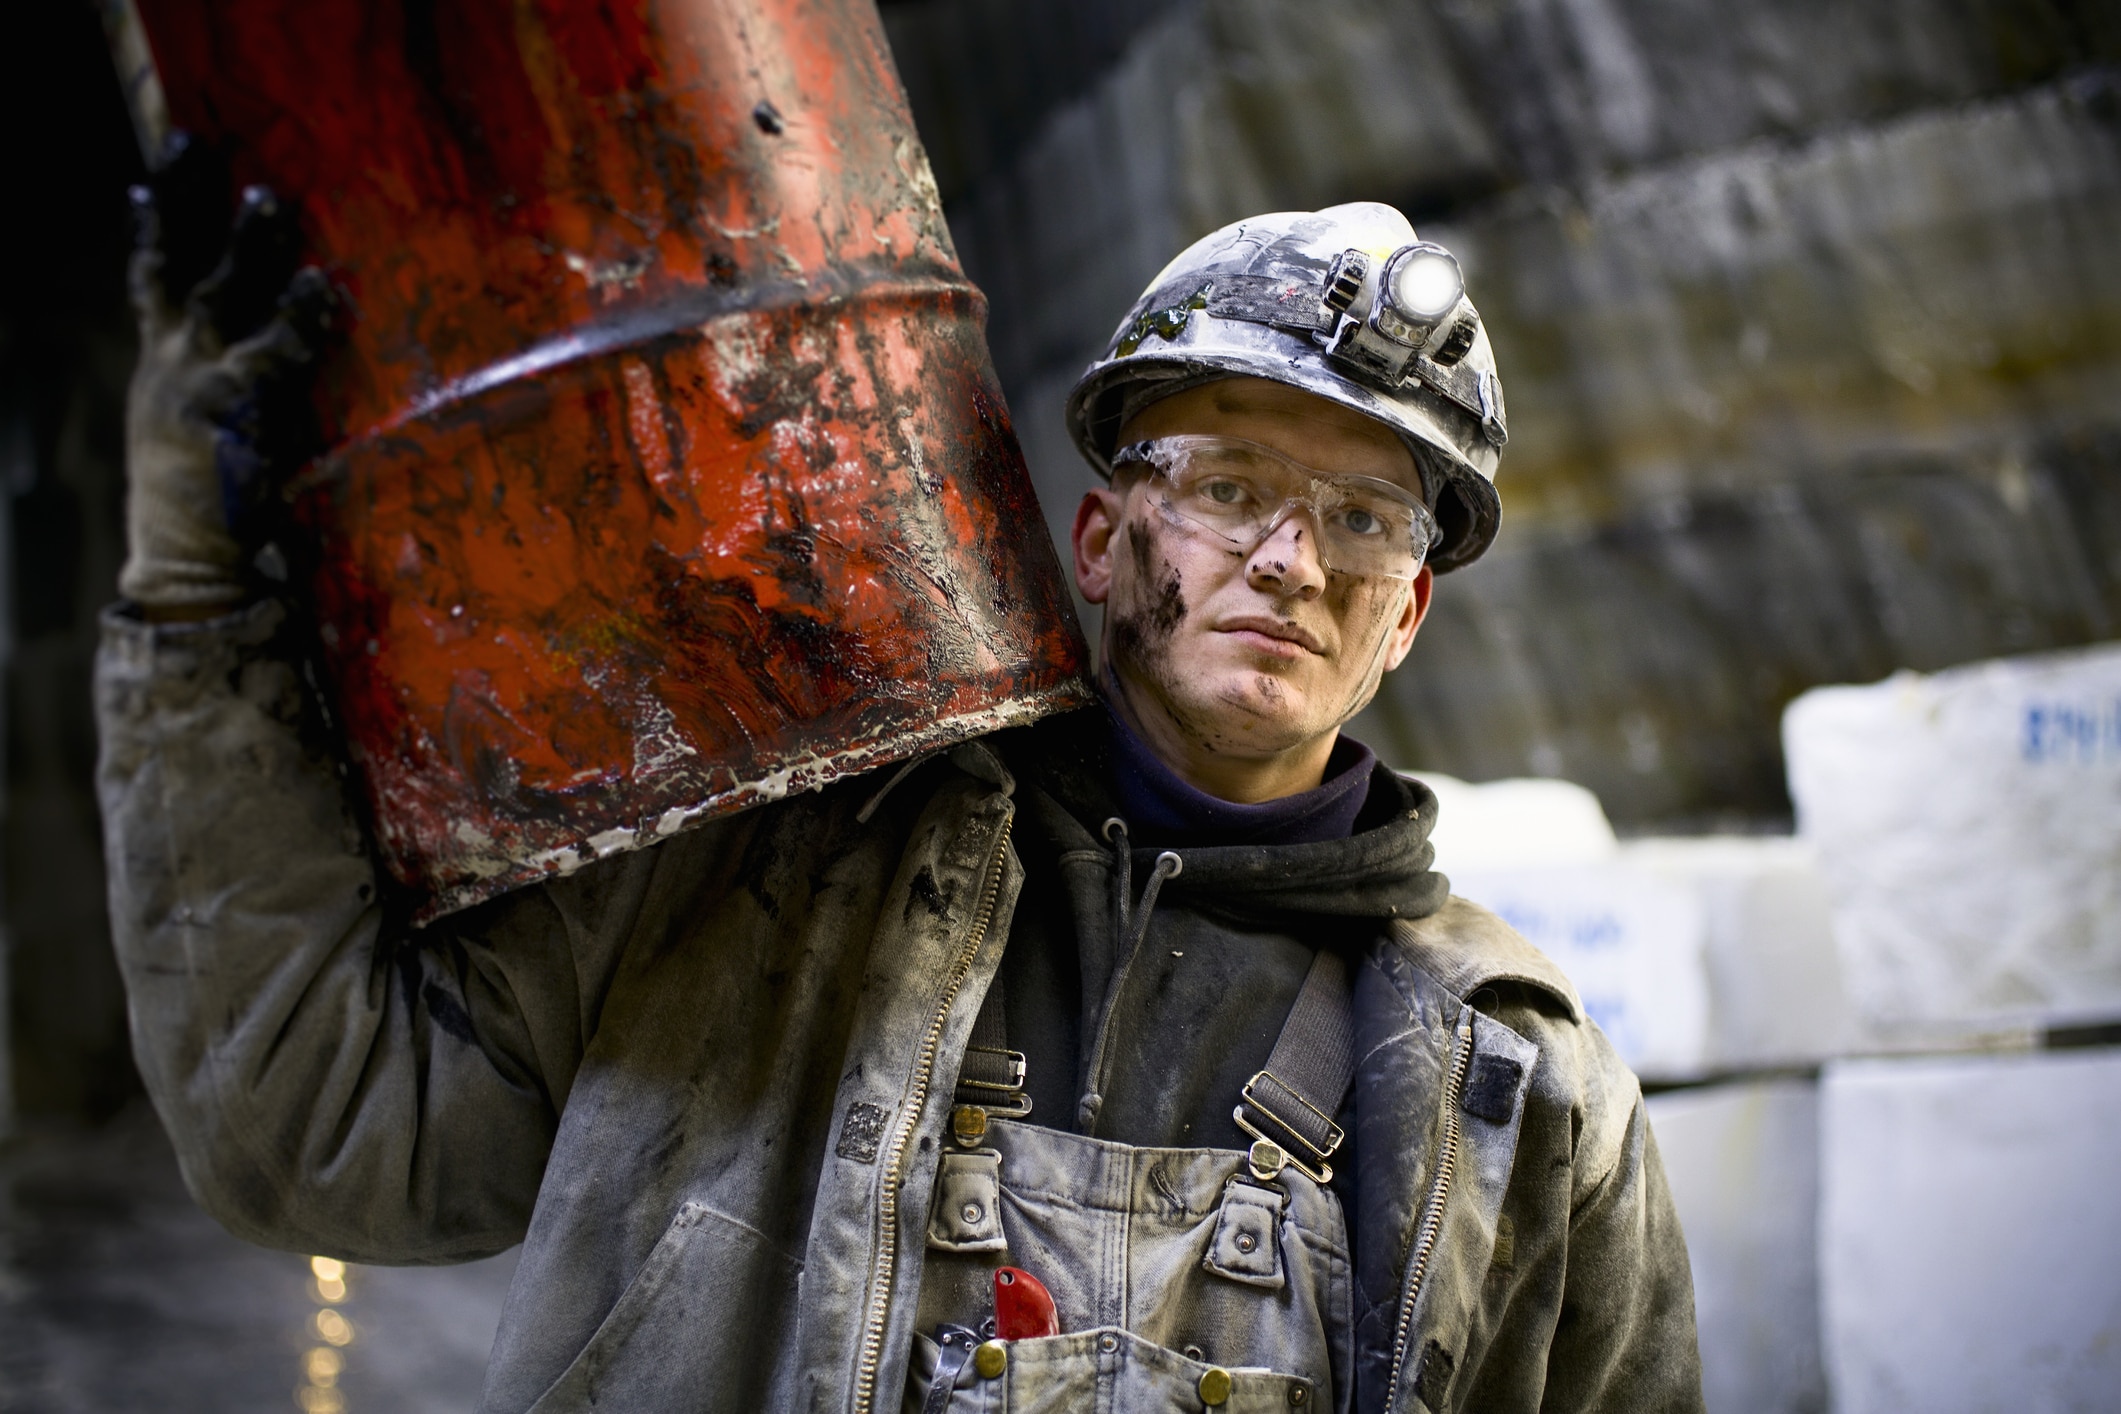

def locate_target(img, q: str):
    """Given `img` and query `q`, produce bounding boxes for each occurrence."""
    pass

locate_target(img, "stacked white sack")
[1422,774,1857,1080]
[1425,780,1857,1076]
[1622,838,1862,1072]
[1422,773,1707,1079]
[1818,1047,2121,1413]
[1646,1079,1827,1414]
[1783,641,2121,1033]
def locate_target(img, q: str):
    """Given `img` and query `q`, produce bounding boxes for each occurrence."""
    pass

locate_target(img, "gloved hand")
[122,153,335,613]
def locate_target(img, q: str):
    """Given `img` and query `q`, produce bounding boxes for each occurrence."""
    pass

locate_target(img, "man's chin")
[1176,672,1332,748]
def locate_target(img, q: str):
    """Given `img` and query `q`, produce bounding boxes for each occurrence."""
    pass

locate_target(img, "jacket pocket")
[524,1200,803,1413]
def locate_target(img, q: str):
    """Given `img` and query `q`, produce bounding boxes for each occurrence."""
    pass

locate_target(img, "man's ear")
[1380,565,1434,672]
[1072,486,1125,604]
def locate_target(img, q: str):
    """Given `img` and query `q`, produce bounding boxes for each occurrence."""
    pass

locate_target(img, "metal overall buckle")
[1233,1068,1344,1184]
[952,1043,1032,1150]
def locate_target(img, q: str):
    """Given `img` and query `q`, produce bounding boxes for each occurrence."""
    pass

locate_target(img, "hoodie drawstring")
[1076,817,1182,1134]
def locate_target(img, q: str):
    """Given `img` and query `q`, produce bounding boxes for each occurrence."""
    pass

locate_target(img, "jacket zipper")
[1383,1007,1476,1412]
[851,816,1014,1414]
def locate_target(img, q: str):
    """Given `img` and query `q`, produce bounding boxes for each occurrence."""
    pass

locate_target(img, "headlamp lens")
[1114,436,1436,581]
[1388,248,1463,322]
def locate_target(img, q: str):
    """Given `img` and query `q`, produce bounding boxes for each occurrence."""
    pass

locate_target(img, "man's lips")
[1214,615,1327,655]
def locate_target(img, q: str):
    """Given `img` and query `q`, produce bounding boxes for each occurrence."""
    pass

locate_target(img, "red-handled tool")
[993,1266,1060,1339]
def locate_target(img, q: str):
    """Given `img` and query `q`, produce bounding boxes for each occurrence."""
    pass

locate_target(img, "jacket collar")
[948,739,1017,795]
[1390,897,1585,1023]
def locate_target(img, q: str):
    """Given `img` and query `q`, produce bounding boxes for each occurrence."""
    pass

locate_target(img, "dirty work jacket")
[95,599,1703,1414]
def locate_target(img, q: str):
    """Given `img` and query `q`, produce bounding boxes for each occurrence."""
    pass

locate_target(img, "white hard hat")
[1066,202,1506,571]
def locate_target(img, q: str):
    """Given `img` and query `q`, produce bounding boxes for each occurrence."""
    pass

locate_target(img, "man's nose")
[1244,508,1327,598]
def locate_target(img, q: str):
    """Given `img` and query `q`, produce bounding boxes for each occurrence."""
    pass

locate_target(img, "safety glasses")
[1111,435,1437,581]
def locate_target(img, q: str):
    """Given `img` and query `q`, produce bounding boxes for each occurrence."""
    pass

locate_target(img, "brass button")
[973,1340,1008,1380]
[1247,1138,1287,1181]
[1098,1332,1120,1354]
[1234,1231,1257,1254]
[1198,1366,1233,1406]
[1289,1385,1308,1405]
[952,1105,989,1147]
[961,1202,984,1224]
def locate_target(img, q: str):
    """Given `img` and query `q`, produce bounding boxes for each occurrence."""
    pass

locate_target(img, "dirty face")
[1073,377,1434,797]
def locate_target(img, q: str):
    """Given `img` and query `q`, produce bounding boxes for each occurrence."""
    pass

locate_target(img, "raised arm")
[99,160,643,1263]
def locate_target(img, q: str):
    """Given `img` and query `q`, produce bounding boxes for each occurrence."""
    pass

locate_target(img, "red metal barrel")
[131,0,1091,920]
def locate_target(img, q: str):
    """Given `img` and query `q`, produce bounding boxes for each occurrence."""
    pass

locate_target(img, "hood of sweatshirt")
[1004,702,1452,925]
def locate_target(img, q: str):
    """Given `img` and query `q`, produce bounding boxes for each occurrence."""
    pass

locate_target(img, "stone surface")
[1450,78,2121,522]
[1785,640,2121,1032]
[1433,0,2121,188]
[0,1106,514,1414]
[1647,1078,1825,1414]
[1818,1047,2121,1414]
[880,0,1189,205]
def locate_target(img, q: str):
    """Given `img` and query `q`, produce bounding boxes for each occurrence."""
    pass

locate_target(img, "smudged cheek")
[1134,522,1200,623]
[1107,520,1197,679]
[1330,577,1405,648]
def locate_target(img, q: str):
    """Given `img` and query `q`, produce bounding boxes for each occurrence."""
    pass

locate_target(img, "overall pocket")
[925,1328,1316,1414]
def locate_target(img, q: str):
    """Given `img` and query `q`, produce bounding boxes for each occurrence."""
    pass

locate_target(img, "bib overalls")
[907,915,1360,1414]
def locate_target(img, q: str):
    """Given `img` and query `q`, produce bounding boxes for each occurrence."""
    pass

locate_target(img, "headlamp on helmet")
[1318,242,1481,387]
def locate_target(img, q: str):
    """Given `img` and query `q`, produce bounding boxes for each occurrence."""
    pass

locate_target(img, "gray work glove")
[122,161,335,611]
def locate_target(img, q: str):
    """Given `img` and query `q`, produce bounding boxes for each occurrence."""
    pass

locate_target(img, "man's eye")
[1340,506,1382,536]
[1202,479,1245,505]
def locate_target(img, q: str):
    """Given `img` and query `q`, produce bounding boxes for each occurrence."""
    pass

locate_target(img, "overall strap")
[950,979,1029,1148]
[1233,947,1357,1184]
[947,945,1358,1181]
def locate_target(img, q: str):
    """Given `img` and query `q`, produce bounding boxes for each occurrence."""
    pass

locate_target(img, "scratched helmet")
[1065,202,1507,572]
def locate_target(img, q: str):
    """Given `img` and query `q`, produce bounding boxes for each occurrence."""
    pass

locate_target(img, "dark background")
[4,0,2119,1124]
[3,0,143,1121]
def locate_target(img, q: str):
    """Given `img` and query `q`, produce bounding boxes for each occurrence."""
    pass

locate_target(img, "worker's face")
[1072,377,1433,762]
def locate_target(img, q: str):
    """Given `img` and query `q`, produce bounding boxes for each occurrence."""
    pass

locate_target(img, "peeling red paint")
[133,0,1092,920]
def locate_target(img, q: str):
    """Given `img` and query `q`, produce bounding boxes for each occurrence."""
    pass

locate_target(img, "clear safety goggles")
[1111,435,1438,581]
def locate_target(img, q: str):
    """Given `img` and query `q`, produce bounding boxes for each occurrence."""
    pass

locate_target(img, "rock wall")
[882,0,2121,825]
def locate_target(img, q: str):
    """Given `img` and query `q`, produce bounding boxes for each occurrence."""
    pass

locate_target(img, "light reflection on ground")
[0,1105,515,1413]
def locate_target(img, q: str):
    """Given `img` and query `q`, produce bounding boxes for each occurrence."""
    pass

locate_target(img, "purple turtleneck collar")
[1102,693,1377,849]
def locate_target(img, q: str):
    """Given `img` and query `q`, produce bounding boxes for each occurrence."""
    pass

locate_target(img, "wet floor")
[0,1104,515,1413]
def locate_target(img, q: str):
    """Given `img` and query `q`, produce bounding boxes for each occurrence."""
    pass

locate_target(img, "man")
[101,189,1702,1412]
